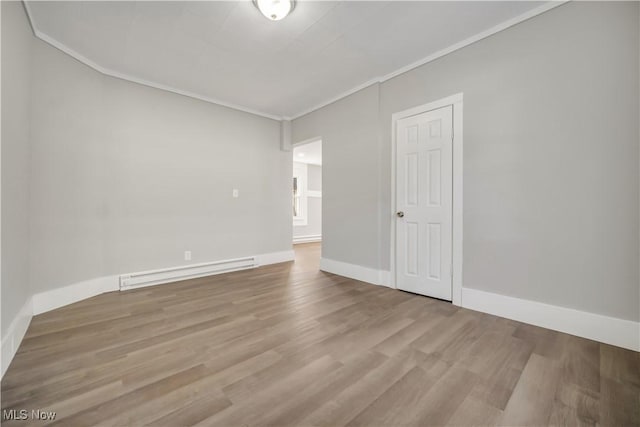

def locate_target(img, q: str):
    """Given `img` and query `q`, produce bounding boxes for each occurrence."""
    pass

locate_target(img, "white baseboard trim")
[32,275,120,315]
[1,297,34,378]
[30,250,294,314]
[461,287,640,352]
[320,258,391,288]
[0,249,294,375]
[379,270,392,288]
[317,261,639,350]
[293,235,322,244]
[257,250,295,266]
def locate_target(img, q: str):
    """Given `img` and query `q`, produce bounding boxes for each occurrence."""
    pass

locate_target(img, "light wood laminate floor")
[2,243,639,426]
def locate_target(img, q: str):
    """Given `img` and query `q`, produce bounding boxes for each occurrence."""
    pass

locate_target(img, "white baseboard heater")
[293,234,322,244]
[119,256,257,291]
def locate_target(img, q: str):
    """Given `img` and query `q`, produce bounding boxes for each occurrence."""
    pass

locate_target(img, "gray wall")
[293,85,381,267]
[27,34,291,294]
[293,163,322,238]
[293,2,640,321]
[2,1,32,336]
[29,36,108,294]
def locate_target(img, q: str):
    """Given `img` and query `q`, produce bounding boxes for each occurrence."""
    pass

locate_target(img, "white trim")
[390,93,464,306]
[451,101,464,306]
[22,0,566,122]
[120,250,294,291]
[293,234,322,244]
[22,2,281,122]
[290,2,567,120]
[379,2,567,83]
[32,275,119,315]
[391,93,463,121]
[462,288,640,352]
[31,249,293,312]
[292,78,381,120]
[1,249,293,378]
[320,258,391,288]
[292,136,322,148]
[256,250,295,266]
[379,270,392,288]
[1,297,33,378]
[307,190,322,198]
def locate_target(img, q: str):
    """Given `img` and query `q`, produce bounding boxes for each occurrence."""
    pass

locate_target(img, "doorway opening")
[292,139,322,245]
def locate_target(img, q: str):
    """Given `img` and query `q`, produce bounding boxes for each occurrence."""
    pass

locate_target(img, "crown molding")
[287,77,381,121]
[289,0,568,120]
[22,1,284,121]
[378,0,568,84]
[23,0,568,123]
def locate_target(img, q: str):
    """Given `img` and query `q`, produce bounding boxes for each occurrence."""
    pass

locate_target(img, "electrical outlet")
[232,189,239,198]
[184,251,191,261]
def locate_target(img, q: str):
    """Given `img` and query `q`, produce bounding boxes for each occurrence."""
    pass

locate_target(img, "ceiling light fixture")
[253,0,295,21]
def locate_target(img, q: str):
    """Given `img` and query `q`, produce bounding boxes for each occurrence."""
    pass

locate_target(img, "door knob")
[396,211,405,218]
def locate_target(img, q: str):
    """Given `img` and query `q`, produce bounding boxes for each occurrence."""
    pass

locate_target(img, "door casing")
[390,93,463,306]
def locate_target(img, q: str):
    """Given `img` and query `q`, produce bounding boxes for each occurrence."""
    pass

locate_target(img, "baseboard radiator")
[119,256,257,291]
[293,234,322,244]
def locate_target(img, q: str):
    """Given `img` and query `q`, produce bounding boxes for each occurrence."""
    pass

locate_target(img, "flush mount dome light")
[253,0,295,21]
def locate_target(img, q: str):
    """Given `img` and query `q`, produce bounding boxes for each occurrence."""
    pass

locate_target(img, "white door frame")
[292,136,322,149]
[390,93,463,306]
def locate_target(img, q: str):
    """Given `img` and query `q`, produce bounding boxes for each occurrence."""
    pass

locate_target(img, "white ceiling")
[294,139,322,165]
[25,1,548,119]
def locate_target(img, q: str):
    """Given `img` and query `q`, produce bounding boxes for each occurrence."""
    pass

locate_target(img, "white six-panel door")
[395,105,453,300]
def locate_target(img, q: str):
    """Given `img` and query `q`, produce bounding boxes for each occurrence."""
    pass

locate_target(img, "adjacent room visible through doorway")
[292,139,322,245]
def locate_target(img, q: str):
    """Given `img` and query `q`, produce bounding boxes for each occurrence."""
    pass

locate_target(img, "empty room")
[1,0,639,425]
